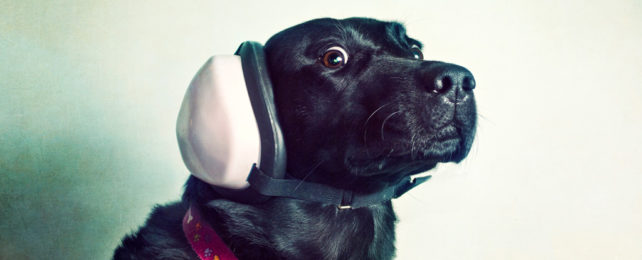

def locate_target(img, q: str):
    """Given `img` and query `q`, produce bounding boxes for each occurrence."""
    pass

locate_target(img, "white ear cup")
[176,56,260,189]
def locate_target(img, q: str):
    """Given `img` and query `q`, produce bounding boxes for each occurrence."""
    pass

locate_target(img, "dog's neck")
[183,176,398,259]
[205,197,397,260]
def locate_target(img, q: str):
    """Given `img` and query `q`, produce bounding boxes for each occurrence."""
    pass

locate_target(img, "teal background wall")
[1,0,641,259]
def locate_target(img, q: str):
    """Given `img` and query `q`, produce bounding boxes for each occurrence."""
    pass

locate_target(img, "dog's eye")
[321,46,348,68]
[410,45,423,60]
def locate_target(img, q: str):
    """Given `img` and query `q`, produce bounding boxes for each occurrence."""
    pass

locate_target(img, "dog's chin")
[346,136,471,178]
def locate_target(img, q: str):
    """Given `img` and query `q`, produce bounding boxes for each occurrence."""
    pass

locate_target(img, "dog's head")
[264,18,476,193]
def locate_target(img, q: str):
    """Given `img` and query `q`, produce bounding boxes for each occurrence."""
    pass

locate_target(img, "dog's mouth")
[345,125,469,177]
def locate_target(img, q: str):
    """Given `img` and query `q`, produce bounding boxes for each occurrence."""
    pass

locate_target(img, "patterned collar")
[183,205,238,260]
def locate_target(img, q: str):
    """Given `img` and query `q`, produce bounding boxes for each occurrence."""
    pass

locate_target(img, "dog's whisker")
[410,133,418,159]
[380,111,401,141]
[387,76,408,81]
[364,103,390,127]
[386,148,395,158]
[363,103,391,148]
[477,113,494,125]
[293,160,324,192]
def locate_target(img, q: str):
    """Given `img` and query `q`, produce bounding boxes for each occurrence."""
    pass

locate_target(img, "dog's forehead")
[341,17,415,46]
[267,18,420,52]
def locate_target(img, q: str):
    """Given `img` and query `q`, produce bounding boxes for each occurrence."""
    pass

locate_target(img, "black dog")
[114,17,476,260]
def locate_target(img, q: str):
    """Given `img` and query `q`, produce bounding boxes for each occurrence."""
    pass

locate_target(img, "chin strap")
[246,164,431,209]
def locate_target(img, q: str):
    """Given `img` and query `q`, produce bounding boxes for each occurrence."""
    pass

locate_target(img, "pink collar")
[183,204,238,260]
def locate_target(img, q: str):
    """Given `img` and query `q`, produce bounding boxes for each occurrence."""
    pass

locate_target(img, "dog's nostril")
[434,76,452,94]
[424,63,475,96]
[462,76,475,91]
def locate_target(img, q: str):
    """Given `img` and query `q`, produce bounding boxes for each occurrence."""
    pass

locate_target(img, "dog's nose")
[422,62,475,102]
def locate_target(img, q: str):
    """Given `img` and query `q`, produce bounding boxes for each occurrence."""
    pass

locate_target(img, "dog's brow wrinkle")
[337,78,349,92]
[332,22,348,43]
[348,27,368,46]
[384,22,409,49]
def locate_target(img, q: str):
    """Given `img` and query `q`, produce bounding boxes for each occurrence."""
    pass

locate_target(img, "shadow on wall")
[0,20,189,258]
[0,129,173,259]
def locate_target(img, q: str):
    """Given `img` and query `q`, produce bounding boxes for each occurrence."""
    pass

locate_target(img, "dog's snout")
[422,63,475,102]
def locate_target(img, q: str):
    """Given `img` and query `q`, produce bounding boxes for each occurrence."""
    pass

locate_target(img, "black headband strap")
[246,164,430,209]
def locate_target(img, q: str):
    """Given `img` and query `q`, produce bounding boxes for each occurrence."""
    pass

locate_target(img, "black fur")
[114,17,476,260]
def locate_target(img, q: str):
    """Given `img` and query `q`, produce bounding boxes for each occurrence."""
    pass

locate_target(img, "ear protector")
[177,42,285,192]
[177,42,430,208]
